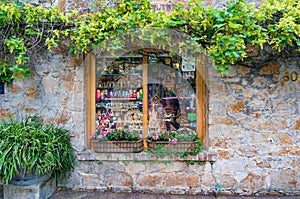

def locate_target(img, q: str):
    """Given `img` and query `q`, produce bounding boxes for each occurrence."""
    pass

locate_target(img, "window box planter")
[92,139,144,153]
[147,140,199,153]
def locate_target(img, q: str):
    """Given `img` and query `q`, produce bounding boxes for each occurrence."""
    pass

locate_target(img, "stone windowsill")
[77,150,217,162]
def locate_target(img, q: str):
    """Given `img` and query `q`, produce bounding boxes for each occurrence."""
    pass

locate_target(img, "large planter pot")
[92,139,144,153]
[11,173,51,186]
[3,175,56,199]
[147,140,198,153]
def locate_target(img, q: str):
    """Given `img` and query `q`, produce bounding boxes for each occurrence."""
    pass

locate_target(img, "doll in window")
[163,98,180,131]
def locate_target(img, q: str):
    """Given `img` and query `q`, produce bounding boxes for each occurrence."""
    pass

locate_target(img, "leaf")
[228,22,241,29]
[213,24,223,29]
[225,51,231,56]
[232,52,240,58]
[13,1,23,7]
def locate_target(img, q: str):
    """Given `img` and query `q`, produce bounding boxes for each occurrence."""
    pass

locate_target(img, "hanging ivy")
[0,0,299,83]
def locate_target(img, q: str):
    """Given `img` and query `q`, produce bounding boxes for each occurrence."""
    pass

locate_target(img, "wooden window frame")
[85,52,207,150]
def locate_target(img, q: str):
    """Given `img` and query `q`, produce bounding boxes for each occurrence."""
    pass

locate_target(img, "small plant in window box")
[91,129,143,153]
[147,128,202,158]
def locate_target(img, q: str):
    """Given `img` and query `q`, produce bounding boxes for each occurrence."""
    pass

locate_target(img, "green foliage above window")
[0,0,299,83]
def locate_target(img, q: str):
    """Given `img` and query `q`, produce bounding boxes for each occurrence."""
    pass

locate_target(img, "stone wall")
[0,0,299,196]
[66,156,218,195]
[0,51,86,152]
[1,49,299,195]
[208,54,300,195]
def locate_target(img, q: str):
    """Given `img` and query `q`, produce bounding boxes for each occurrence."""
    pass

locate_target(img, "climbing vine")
[0,0,299,83]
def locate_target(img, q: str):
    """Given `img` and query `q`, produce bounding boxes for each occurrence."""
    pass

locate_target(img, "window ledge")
[77,151,217,162]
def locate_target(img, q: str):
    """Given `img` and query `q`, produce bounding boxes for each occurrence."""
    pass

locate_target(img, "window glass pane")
[147,52,197,142]
[96,53,144,139]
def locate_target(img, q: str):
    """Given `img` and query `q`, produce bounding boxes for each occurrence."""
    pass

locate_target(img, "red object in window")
[96,89,101,100]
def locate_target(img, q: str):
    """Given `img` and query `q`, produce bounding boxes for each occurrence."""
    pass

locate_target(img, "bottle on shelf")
[133,90,137,99]
[100,91,105,100]
[139,89,143,100]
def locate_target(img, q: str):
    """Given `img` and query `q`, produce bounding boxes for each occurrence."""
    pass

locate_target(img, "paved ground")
[50,191,300,199]
[1,189,299,199]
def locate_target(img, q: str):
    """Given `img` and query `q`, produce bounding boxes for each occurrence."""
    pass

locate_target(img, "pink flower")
[103,131,108,136]
[98,134,103,139]
[171,138,177,144]
[90,132,96,139]
[155,134,159,140]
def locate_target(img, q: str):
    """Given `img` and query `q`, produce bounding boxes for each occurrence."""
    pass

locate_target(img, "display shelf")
[117,121,143,124]
[162,96,195,100]
[96,107,131,111]
[100,98,138,101]
[97,87,142,89]
[96,70,144,134]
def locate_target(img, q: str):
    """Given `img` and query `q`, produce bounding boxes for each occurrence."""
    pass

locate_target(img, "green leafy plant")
[145,140,202,160]
[0,0,299,82]
[146,128,202,161]
[0,2,72,83]
[0,115,76,184]
[147,128,198,143]
[90,128,140,141]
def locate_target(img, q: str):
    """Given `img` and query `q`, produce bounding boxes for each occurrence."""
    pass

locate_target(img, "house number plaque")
[0,82,4,94]
[283,70,299,83]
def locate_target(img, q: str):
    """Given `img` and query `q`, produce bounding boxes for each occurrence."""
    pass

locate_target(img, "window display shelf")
[99,98,139,101]
[96,68,144,134]
[117,121,143,124]
[96,107,139,111]
[97,87,142,89]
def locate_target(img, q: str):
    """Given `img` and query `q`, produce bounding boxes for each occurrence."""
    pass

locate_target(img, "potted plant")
[90,129,144,153]
[0,115,76,185]
[147,128,202,156]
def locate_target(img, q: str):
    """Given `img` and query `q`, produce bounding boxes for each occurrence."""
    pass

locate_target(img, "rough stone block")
[294,116,300,130]
[259,62,279,75]
[252,76,267,87]
[137,174,164,187]
[238,64,251,74]
[127,162,146,174]
[227,101,245,112]
[3,177,56,199]
[245,45,259,57]
[165,174,186,186]
[161,162,187,173]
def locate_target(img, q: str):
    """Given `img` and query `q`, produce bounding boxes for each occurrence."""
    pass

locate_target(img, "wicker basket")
[92,139,144,153]
[147,140,198,153]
